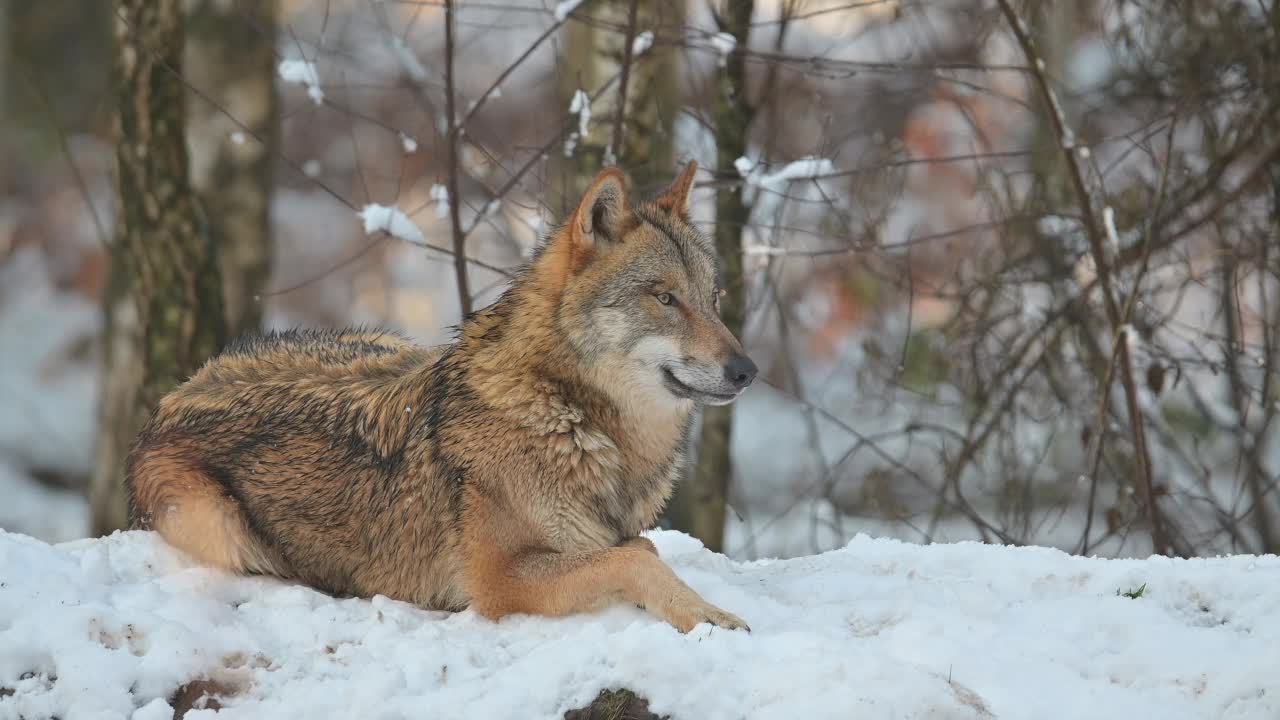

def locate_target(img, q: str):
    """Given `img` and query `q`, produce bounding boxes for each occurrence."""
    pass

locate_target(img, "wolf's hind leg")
[129,450,282,576]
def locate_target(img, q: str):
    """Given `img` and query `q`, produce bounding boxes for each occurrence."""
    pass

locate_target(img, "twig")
[996,0,1169,555]
[459,19,565,129]
[1080,117,1176,555]
[443,0,472,318]
[610,0,641,164]
[461,70,626,241]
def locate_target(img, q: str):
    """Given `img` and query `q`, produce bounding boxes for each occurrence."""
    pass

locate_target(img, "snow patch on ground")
[1,530,1275,719]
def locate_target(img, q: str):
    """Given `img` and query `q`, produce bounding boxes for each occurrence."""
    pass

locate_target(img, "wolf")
[126,163,757,632]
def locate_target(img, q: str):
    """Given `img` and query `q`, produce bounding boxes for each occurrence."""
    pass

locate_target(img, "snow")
[568,89,591,140]
[277,59,323,106]
[131,698,173,720]
[735,155,836,217]
[757,156,835,185]
[1103,205,1121,255]
[357,204,426,244]
[2,528,1276,719]
[711,32,737,66]
[430,184,451,220]
[564,89,592,158]
[631,31,654,57]
[736,155,834,188]
[552,0,584,22]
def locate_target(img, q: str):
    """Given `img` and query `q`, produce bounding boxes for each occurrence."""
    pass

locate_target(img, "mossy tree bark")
[90,0,226,534]
[667,1,754,552]
[186,0,277,338]
[555,0,684,205]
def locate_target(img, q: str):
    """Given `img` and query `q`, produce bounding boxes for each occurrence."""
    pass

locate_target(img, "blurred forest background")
[1,0,1277,561]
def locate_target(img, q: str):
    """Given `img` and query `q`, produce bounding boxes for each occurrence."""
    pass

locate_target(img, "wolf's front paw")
[663,599,750,634]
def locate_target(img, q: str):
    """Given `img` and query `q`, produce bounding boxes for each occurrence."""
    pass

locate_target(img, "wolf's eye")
[656,292,674,306]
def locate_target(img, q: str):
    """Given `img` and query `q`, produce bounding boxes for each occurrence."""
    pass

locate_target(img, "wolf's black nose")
[724,353,758,390]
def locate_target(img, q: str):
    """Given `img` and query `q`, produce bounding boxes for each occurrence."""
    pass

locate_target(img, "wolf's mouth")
[661,367,737,404]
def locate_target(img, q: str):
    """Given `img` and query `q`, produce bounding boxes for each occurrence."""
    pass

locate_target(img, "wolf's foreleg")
[465,543,748,633]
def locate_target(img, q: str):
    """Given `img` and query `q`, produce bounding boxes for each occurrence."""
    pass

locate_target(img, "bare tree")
[668,0,755,552]
[557,0,684,200]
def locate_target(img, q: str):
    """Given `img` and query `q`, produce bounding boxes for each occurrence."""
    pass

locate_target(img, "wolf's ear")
[653,160,698,218]
[567,168,633,266]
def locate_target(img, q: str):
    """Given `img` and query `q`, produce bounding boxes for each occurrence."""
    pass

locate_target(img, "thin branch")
[996,0,1170,555]
[443,0,472,318]
[610,0,642,164]
[459,19,564,129]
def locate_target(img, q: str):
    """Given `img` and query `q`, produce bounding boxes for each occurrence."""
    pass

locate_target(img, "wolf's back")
[123,326,461,606]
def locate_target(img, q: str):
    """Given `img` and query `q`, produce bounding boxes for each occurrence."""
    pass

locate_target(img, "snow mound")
[0,530,1275,719]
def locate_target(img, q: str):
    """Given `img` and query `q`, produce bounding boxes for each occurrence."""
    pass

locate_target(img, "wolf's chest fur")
[431,337,691,551]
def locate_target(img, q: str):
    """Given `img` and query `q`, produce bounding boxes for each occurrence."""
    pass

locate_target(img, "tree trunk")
[185,0,277,338]
[90,0,226,534]
[556,0,683,203]
[668,1,754,553]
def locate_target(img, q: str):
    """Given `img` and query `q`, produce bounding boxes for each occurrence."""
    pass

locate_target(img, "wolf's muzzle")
[724,353,758,390]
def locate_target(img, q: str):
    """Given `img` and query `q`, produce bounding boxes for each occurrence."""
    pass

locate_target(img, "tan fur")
[126,163,754,632]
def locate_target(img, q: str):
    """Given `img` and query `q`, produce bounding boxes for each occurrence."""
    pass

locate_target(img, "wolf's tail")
[127,444,283,576]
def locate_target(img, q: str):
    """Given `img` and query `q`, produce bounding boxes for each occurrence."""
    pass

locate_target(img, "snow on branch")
[710,32,737,67]
[553,0,584,21]
[278,59,323,105]
[565,89,592,157]
[631,31,654,57]
[569,89,591,139]
[358,204,426,244]
[430,184,451,220]
[736,155,835,190]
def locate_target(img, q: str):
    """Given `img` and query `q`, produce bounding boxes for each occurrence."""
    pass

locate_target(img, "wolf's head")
[537,163,757,408]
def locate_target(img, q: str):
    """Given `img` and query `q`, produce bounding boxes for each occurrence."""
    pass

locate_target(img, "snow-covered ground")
[2,529,1275,720]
